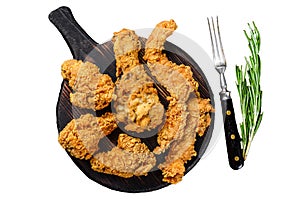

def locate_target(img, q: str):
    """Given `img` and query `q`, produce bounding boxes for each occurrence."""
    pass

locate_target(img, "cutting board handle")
[49,6,98,60]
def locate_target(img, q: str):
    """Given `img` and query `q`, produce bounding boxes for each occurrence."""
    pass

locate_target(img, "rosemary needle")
[236,22,263,160]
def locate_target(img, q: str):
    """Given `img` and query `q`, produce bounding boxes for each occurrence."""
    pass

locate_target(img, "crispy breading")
[58,113,117,160]
[143,20,214,184]
[143,20,177,63]
[143,20,198,93]
[113,64,164,133]
[159,98,213,183]
[90,134,156,178]
[153,97,188,154]
[195,98,214,136]
[159,98,199,184]
[112,29,164,133]
[112,29,141,77]
[144,20,196,154]
[127,83,164,129]
[61,59,114,111]
[61,59,82,88]
[59,20,214,185]
[147,63,194,102]
[160,157,185,184]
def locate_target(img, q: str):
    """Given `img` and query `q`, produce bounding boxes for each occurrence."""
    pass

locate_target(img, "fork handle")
[221,97,244,170]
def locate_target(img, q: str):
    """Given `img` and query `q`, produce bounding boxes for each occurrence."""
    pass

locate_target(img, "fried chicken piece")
[192,98,214,136]
[143,20,214,158]
[153,97,188,154]
[113,62,164,133]
[58,113,117,160]
[143,19,177,63]
[147,63,194,102]
[112,29,141,77]
[143,20,198,94]
[61,59,81,88]
[61,59,114,111]
[126,83,164,131]
[159,98,213,184]
[112,29,164,133]
[159,98,200,184]
[142,20,197,154]
[90,134,156,178]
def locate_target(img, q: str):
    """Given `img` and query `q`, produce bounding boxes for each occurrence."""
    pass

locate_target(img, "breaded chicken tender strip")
[195,98,214,136]
[61,60,114,111]
[58,113,117,160]
[159,98,213,184]
[153,97,188,154]
[159,98,212,184]
[112,29,141,77]
[143,20,177,63]
[144,20,195,154]
[90,134,156,178]
[143,20,198,93]
[143,20,214,183]
[144,20,213,155]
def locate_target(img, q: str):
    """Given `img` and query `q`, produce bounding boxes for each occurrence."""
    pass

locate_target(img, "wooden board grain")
[50,6,214,192]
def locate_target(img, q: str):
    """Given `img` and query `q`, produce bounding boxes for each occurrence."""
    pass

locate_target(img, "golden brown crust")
[112,30,164,133]
[161,158,185,184]
[112,29,141,77]
[158,98,213,184]
[59,20,214,185]
[144,20,177,57]
[113,65,165,133]
[142,20,214,184]
[61,60,114,111]
[127,84,164,130]
[143,20,198,94]
[195,98,214,136]
[158,98,199,184]
[61,59,82,88]
[90,134,156,178]
[58,113,117,160]
[153,98,187,154]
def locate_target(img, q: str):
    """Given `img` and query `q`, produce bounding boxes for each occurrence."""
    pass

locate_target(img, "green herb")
[236,22,263,160]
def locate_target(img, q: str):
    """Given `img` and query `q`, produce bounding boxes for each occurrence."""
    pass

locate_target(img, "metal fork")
[207,17,244,170]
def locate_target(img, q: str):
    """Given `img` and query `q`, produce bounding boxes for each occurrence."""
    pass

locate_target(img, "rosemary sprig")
[236,22,263,160]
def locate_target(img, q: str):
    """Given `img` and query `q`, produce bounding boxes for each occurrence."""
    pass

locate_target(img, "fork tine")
[216,16,226,65]
[211,17,221,62]
[207,17,216,62]
[207,16,226,66]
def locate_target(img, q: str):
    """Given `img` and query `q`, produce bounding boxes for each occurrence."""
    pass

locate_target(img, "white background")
[0,0,299,199]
